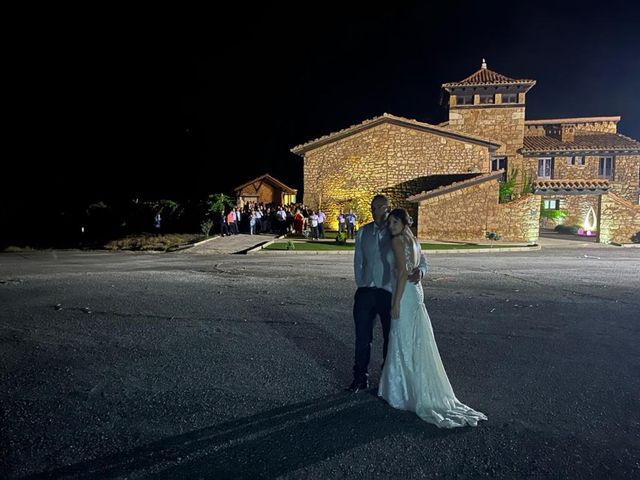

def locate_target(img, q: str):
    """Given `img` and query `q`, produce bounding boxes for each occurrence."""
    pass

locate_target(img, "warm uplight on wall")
[582,206,597,236]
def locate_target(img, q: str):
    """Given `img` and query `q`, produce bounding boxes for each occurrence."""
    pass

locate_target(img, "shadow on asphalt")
[538,228,597,243]
[23,391,460,479]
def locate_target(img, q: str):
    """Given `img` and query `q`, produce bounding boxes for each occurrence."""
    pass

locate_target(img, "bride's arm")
[391,236,408,319]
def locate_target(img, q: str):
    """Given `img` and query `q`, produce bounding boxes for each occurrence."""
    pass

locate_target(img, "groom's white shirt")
[354,222,428,293]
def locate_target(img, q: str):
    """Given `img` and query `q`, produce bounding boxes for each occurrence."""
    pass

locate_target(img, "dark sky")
[9,1,640,208]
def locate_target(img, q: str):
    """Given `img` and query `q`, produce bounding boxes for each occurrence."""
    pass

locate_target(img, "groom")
[347,195,428,393]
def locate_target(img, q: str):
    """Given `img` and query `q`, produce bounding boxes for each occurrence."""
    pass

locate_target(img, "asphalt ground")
[1,247,639,479]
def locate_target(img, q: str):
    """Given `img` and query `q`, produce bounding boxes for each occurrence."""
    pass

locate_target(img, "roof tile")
[522,133,640,153]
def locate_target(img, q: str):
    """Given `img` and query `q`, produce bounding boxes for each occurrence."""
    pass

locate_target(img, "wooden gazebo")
[234,174,298,207]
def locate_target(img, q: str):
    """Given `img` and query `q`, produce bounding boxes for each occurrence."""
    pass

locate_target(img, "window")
[491,157,508,180]
[491,157,507,171]
[479,94,494,104]
[538,158,553,178]
[456,95,472,105]
[567,155,585,166]
[502,93,517,104]
[598,156,614,178]
[543,199,560,210]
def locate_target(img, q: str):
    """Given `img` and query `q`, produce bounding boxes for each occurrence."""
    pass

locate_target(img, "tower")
[442,60,536,178]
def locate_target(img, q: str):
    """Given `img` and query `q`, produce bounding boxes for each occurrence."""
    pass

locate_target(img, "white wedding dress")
[378,233,488,428]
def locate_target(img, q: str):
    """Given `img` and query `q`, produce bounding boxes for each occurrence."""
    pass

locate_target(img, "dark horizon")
[4,2,640,218]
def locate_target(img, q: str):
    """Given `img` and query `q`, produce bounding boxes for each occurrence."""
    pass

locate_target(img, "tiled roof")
[234,173,297,194]
[290,113,500,155]
[386,174,481,199]
[442,61,535,89]
[407,171,504,202]
[534,179,610,192]
[522,133,640,153]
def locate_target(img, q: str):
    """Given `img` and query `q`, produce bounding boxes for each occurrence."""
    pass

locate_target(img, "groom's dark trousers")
[353,286,392,382]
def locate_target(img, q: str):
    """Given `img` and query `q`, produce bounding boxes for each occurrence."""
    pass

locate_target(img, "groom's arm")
[418,251,428,278]
[354,227,365,286]
[409,250,428,284]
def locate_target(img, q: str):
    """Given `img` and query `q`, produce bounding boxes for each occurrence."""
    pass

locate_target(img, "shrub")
[540,208,568,221]
[200,220,214,237]
[554,224,579,235]
[335,231,348,245]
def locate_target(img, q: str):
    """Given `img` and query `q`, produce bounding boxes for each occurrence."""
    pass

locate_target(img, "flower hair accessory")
[407,215,414,226]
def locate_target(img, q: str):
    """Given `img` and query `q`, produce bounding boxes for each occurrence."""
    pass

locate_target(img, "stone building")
[291,61,640,244]
[234,174,297,207]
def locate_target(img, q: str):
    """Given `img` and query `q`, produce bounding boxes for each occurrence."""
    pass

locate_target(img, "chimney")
[560,124,575,142]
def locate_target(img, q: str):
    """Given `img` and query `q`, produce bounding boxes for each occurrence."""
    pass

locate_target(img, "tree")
[204,193,236,236]
[206,193,235,216]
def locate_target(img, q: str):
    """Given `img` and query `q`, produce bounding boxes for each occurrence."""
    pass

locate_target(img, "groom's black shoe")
[346,378,370,393]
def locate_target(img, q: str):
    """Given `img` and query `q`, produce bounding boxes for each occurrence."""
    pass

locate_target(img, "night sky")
[5,1,640,216]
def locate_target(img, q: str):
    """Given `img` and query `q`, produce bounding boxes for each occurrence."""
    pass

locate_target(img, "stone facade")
[539,195,599,229]
[599,193,640,244]
[524,120,619,137]
[415,178,540,243]
[610,155,640,204]
[449,103,526,178]
[292,62,640,243]
[522,154,640,205]
[302,122,492,229]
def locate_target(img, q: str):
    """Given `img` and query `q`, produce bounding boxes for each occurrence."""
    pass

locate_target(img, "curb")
[610,242,640,248]
[256,244,541,255]
[190,236,221,247]
[245,235,287,254]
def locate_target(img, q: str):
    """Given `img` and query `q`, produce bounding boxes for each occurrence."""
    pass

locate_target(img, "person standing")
[153,212,162,233]
[317,209,326,239]
[309,210,319,240]
[219,210,229,237]
[348,195,426,393]
[378,208,487,428]
[337,212,346,234]
[346,210,357,240]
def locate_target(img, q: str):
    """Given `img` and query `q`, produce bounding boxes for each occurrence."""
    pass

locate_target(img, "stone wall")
[492,194,541,243]
[610,155,640,204]
[415,179,539,243]
[303,122,491,230]
[552,156,599,180]
[599,193,640,244]
[448,104,526,188]
[539,195,599,229]
[524,121,618,136]
[522,154,640,204]
[573,121,618,134]
[449,106,525,156]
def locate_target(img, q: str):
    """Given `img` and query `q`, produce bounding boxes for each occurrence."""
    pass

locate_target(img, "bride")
[378,208,488,428]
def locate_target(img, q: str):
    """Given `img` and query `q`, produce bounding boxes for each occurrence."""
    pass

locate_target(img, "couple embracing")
[348,194,487,428]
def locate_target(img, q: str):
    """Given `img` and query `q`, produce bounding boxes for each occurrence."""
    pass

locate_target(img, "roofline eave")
[291,115,501,156]
[522,148,640,156]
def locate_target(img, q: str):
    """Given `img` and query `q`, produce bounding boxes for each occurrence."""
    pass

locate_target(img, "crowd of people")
[217,202,358,239]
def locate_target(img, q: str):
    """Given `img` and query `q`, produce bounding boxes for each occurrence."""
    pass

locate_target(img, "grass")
[285,231,342,240]
[266,241,355,251]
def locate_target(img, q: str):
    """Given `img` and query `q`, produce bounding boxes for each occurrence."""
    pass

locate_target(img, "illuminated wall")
[598,193,640,244]
[302,122,491,230]
[415,179,540,243]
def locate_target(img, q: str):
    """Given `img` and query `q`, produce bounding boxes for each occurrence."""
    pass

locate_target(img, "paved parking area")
[1,247,639,478]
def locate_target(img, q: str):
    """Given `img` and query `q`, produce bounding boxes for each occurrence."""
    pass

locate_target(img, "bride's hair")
[388,208,414,227]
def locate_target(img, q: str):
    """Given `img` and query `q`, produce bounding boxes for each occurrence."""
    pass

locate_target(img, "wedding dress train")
[378,234,488,428]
